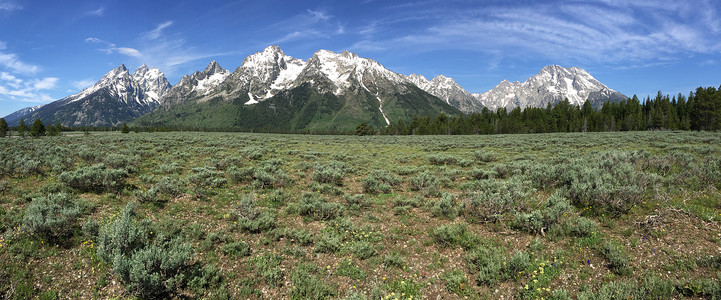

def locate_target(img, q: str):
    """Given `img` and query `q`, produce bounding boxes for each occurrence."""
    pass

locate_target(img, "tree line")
[361,85,721,135]
[3,85,720,137]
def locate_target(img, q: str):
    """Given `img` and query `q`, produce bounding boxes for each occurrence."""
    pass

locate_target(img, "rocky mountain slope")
[4,64,171,127]
[472,65,627,110]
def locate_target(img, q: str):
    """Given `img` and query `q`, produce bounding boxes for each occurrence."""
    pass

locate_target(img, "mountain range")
[3,46,627,130]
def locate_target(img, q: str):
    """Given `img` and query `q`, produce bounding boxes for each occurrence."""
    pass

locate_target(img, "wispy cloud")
[261,8,345,49]
[85,7,104,17]
[85,37,116,54]
[31,77,58,90]
[307,9,331,22]
[0,0,21,11]
[143,21,173,40]
[0,45,40,74]
[349,0,721,67]
[86,38,144,59]
[0,74,58,103]
[0,40,57,105]
[117,47,142,58]
[72,79,96,91]
[87,22,231,76]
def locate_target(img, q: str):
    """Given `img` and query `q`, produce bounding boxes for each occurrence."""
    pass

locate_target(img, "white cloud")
[0,0,21,11]
[117,47,142,58]
[307,9,331,22]
[87,22,231,76]
[32,77,58,90]
[0,51,40,74]
[86,7,104,17]
[143,21,173,40]
[86,38,143,58]
[85,37,116,54]
[0,71,22,87]
[72,79,96,90]
[0,76,58,104]
[350,0,721,67]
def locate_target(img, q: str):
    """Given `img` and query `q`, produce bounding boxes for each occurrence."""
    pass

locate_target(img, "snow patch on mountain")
[405,73,482,113]
[473,65,627,110]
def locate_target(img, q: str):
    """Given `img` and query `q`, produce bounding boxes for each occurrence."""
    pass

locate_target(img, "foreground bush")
[464,178,534,223]
[513,192,573,234]
[59,164,128,193]
[293,192,344,221]
[97,202,194,298]
[234,194,275,233]
[21,193,86,241]
[312,161,351,186]
[290,263,337,300]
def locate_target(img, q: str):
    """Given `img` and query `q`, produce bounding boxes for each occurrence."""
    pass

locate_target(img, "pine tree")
[355,122,375,136]
[18,118,27,137]
[121,123,130,134]
[30,119,45,137]
[0,118,7,137]
[55,121,63,134]
[46,125,59,136]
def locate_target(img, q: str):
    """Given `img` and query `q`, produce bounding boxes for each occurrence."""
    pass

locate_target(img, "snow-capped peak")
[229,45,306,103]
[405,73,481,113]
[407,74,430,90]
[194,61,230,94]
[474,65,626,110]
[309,49,408,95]
[132,65,171,103]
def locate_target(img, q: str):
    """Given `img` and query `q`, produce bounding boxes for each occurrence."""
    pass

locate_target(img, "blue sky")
[1,0,721,117]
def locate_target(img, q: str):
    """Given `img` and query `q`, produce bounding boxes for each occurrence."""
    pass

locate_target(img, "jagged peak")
[540,65,565,72]
[408,73,428,81]
[240,46,291,69]
[204,60,226,74]
[103,64,130,80]
[135,64,149,74]
[263,45,283,54]
[431,75,454,83]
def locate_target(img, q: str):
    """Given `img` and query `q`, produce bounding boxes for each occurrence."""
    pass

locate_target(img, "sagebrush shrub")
[234,194,275,233]
[599,241,632,275]
[221,241,250,257]
[187,166,227,194]
[97,202,193,298]
[59,164,128,193]
[350,240,377,260]
[408,171,440,196]
[473,151,496,163]
[464,243,506,285]
[315,231,341,254]
[513,192,573,234]
[441,270,472,296]
[254,253,283,287]
[569,216,597,237]
[431,223,480,250]
[312,160,351,186]
[290,263,337,300]
[431,192,460,219]
[294,192,344,221]
[21,193,85,241]
[465,178,534,223]
[428,154,459,165]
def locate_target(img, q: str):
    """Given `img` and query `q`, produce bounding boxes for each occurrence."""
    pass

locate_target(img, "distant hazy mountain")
[472,65,627,110]
[406,74,482,113]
